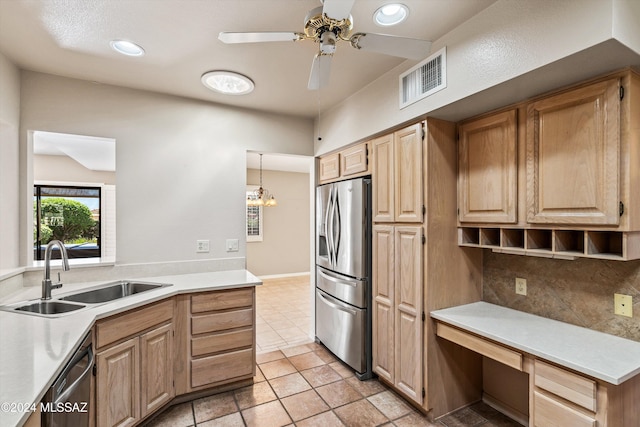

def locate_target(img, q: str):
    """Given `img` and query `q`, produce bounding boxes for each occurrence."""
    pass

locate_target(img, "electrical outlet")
[196,240,209,253]
[614,294,633,317]
[226,239,239,252]
[515,278,527,296]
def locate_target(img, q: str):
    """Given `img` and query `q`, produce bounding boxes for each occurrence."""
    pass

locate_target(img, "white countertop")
[431,302,640,386]
[0,269,261,427]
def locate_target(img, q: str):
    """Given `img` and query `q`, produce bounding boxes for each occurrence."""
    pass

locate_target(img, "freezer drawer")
[315,289,366,374]
[316,266,367,308]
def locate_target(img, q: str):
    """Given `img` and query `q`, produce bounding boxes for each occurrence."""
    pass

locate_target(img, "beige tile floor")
[255,275,314,353]
[143,275,523,427]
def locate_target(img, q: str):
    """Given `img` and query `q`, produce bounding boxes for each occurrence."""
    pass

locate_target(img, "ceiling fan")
[218,0,432,90]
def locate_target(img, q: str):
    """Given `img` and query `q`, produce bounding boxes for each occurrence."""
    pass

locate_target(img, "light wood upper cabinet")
[318,142,370,184]
[526,78,621,225]
[373,123,423,223]
[372,134,395,222]
[372,224,423,405]
[341,142,369,177]
[318,153,340,183]
[458,109,517,223]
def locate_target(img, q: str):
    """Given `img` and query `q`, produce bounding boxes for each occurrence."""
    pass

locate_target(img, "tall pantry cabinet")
[372,118,483,419]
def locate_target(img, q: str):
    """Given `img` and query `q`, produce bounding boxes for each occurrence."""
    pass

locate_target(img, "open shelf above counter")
[458,227,640,261]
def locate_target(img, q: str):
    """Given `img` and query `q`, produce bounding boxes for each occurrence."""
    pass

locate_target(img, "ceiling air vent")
[399,47,446,109]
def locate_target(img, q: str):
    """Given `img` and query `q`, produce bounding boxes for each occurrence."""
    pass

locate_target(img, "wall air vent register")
[399,47,446,109]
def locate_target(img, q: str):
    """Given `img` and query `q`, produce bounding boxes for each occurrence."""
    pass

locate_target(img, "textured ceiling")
[0,0,496,118]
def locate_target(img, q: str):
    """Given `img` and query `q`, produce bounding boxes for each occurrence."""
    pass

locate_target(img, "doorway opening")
[245,151,315,353]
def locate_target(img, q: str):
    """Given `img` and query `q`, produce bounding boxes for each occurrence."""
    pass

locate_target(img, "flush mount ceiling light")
[109,39,145,57]
[373,3,409,26]
[201,71,255,95]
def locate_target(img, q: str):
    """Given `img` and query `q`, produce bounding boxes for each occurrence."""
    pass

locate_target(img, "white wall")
[0,52,20,271]
[34,154,116,184]
[18,71,314,266]
[315,0,640,154]
[246,169,310,276]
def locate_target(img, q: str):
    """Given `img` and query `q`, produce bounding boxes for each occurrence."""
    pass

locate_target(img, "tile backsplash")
[483,251,640,342]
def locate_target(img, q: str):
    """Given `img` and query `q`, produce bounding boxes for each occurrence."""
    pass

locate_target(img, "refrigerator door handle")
[324,187,333,265]
[328,188,336,266]
[318,269,357,288]
[333,191,341,261]
[317,291,358,316]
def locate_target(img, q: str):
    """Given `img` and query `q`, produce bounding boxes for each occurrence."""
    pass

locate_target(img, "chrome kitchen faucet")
[42,240,70,300]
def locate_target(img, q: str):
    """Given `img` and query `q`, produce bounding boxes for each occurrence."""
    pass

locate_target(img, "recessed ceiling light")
[373,3,409,26]
[109,40,145,57]
[201,71,255,95]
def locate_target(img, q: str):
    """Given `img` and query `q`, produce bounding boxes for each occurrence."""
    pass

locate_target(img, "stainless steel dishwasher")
[43,331,93,427]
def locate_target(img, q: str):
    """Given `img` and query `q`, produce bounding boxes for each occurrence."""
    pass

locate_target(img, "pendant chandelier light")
[247,154,277,207]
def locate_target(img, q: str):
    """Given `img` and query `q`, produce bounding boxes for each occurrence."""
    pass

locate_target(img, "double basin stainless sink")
[1,280,171,317]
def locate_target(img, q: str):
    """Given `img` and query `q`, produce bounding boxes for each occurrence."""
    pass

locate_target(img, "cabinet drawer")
[436,322,522,371]
[191,348,254,388]
[191,308,253,335]
[534,391,596,427]
[191,328,253,357]
[535,360,596,412]
[191,288,253,313]
[96,299,174,349]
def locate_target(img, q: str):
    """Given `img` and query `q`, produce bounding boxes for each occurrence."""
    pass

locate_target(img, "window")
[34,185,101,260]
[246,186,263,242]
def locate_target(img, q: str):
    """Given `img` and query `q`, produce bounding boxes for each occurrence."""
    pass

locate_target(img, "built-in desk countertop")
[431,301,640,385]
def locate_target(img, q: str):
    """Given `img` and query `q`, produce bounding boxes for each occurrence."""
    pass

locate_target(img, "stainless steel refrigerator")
[315,177,372,379]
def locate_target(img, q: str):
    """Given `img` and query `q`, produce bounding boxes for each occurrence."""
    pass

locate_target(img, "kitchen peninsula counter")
[0,269,261,427]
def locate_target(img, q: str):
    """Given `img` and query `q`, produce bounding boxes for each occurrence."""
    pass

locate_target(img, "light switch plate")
[614,294,633,317]
[515,278,527,296]
[226,239,239,252]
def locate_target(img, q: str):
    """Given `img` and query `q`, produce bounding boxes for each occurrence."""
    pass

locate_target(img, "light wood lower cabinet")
[95,300,174,427]
[435,321,640,426]
[174,288,255,393]
[372,224,423,404]
[96,338,140,427]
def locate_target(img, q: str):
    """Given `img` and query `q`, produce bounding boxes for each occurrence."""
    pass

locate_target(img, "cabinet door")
[319,153,340,183]
[96,338,140,427]
[526,78,620,225]
[140,324,174,418]
[341,142,369,177]
[372,133,395,222]
[458,110,517,223]
[395,124,423,223]
[372,225,395,383]
[394,226,423,404]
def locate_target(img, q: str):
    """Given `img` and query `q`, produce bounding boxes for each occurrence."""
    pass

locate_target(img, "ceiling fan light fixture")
[201,71,254,95]
[109,40,145,57]
[373,3,409,26]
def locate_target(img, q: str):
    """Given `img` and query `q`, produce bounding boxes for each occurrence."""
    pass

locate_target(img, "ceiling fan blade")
[350,33,432,60]
[218,32,299,44]
[322,0,355,20]
[308,54,332,90]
